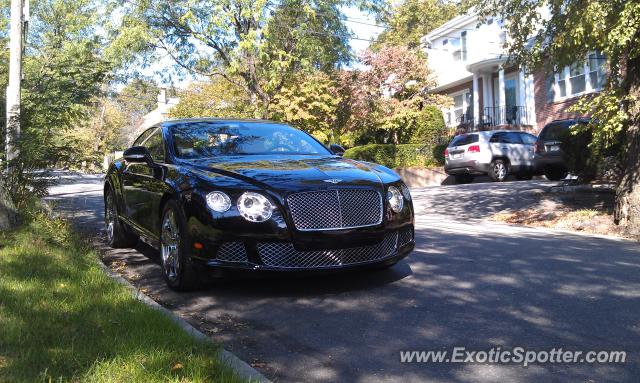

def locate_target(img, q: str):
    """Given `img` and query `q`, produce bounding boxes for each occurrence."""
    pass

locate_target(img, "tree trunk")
[0,177,19,230]
[614,56,640,239]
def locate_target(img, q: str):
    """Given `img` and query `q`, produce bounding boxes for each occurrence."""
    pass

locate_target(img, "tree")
[269,72,342,143]
[375,0,459,49]
[351,45,449,144]
[0,0,113,206]
[170,79,255,120]
[469,0,640,237]
[113,0,384,117]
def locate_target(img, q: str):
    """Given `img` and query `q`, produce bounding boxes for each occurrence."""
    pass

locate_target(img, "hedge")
[344,144,439,168]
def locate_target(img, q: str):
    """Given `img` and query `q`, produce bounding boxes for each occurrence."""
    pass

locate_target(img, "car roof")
[549,117,590,124]
[454,130,532,138]
[161,117,286,127]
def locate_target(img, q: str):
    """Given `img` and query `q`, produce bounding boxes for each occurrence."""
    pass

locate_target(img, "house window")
[569,62,586,94]
[451,37,461,61]
[588,52,606,89]
[547,51,606,102]
[461,31,467,61]
[445,90,472,126]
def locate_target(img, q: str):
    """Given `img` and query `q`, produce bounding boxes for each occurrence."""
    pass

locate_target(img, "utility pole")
[5,0,25,167]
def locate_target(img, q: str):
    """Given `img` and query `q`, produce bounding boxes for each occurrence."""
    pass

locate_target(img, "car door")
[489,132,507,159]
[502,132,526,167]
[518,132,537,167]
[121,127,166,234]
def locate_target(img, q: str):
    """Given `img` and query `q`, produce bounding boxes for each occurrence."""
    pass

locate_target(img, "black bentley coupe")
[104,119,415,290]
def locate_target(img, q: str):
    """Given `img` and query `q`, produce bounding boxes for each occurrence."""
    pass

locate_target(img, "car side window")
[133,128,154,147]
[489,133,502,143]
[144,128,165,163]
[520,133,537,145]
[502,132,523,144]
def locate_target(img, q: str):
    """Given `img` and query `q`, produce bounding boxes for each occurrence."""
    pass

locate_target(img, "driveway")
[47,173,640,383]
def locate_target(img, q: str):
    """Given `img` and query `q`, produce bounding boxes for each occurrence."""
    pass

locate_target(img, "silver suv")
[444,130,538,183]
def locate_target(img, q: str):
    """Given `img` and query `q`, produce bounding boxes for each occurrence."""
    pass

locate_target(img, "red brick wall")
[533,70,591,132]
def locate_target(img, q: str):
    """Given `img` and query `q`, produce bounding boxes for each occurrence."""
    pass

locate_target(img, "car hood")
[185,155,390,192]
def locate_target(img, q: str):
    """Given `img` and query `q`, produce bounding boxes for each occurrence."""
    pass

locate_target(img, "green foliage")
[375,0,460,49]
[115,0,384,116]
[433,142,448,166]
[0,209,244,382]
[391,105,447,144]
[1,0,119,206]
[170,79,255,120]
[344,144,437,168]
[269,72,342,143]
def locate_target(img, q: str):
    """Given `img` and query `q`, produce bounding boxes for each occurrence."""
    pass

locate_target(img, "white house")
[422,12,606,132]
[136,88,180,134]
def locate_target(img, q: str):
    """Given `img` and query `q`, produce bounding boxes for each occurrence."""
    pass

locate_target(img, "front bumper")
[191,226,415,273]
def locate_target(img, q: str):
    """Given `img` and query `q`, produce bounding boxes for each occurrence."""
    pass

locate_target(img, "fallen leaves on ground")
[492,208,626,238]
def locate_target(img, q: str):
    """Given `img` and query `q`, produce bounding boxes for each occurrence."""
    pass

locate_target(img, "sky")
[137,6,383,89]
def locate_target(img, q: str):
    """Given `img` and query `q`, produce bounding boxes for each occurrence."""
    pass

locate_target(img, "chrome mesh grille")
[398,227,413,247]
[287,189,382,231]
[257,232,398,268]
[216,242,248,263]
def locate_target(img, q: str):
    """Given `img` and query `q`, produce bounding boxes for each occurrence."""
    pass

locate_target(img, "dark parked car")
[104,119,415,290]
[533,118,590,180]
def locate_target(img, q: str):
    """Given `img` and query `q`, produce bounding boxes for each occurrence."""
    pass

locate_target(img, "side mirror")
[329,144,346,156]
[123,146,152,164]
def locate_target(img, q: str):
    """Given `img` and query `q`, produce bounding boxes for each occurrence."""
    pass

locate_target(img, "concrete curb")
[95,261,270,383]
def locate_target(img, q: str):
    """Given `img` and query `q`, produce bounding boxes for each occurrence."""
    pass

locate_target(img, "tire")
[159,200,200,291]
[545,167,568,181]
[516,174,533,181]
[105,189,138,248]
[489,159,509,182]
[454,174,475,184]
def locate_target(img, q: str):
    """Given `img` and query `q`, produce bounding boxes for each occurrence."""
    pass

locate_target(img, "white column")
[526,74,537,129]
[498,67,506,125]
[518,68,527,125]
[482,74,492,118]
[472,73,480,125]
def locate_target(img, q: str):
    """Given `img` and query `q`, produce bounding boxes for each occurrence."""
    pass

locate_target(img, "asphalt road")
[47,172,640,383]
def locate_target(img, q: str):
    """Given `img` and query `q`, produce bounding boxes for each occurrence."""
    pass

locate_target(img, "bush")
[433,142,448,166]
[344,144,437,168]
[402,105,447,144]
[561,123,621,183]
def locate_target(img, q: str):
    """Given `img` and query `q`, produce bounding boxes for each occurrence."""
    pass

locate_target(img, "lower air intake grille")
[398,227,413,247]
[216,242,248,263]
[257,232,399,268]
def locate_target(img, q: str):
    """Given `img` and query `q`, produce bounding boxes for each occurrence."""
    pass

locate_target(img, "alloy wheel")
[105,193,115,243]
[494,163,507,180]
[161,209,181,282]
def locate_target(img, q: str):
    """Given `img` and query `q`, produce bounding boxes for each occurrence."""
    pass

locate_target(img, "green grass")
[0,211,245,383]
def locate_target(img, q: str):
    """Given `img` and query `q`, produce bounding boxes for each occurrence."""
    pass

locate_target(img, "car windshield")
[542,124,571,141]
[170,121,332,158]
[449,134,479,147]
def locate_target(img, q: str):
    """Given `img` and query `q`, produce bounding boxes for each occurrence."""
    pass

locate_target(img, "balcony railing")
[482,106,529,127]
[455,105,530,131]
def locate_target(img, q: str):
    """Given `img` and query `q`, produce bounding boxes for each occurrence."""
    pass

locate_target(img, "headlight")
[237,192,273,222]
[400,183,411,201]
[387,186,404,213]
[206,191,231,212]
